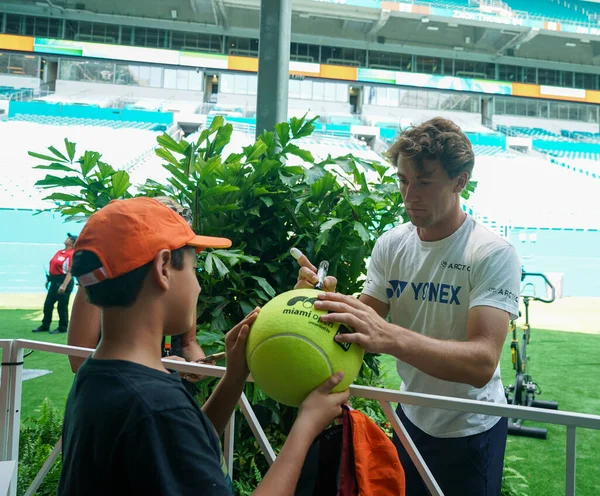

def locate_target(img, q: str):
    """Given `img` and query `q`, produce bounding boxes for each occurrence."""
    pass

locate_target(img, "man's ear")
[454,172,469,193]
[150,249,172,291]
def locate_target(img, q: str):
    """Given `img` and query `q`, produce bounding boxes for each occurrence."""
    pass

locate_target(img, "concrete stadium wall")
[0,75,40,89]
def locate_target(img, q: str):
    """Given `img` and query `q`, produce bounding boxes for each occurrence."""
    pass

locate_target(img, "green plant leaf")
[305,164,327,184]
[204,253,214,275]
[163,163,193,187]
[205,203,239,214]
[314,229,329,254]
[110,171,131,198]
[246,140,268,162]
[353,221,370,243]
[157,133,189,154]
[348,192,370,206]
[33,163,78,173]
[211,250,258,265]
[335,157,356,174]
[212,256,230,278]
[155,147,181,167]
[284,144,314,163]
[48,146,69,162]
[199,185,240,200]
[196,329,226,346]
[289,115,302,136]
[260,196,274,207]
[60,205,95,215]
[251,276,276,298]
[43,193,85,203]
[35,174,88,188]
[80,150,101,177]
[239,301,256,316]
[28,151,67,163]
[319,218,343,233]
[208,115,225,131]
[212,123,233,155]
[289,115,316,139]
[97,161,116,179]
[64,139,76,161]
[274,122,290,148]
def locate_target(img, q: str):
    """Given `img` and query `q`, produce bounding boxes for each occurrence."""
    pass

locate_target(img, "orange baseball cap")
[74,197,231,287]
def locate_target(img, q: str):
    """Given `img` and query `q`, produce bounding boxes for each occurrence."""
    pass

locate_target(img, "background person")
[32,233,77,334]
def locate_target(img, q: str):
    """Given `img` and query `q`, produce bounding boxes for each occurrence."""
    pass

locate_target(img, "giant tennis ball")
[246,288,364,407]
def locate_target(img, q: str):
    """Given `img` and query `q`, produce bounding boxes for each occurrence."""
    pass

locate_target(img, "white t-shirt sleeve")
[362,237,389,304]
[469,245,521,320]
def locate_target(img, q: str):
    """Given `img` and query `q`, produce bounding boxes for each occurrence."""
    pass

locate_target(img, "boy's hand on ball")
[291,248,337,292]
[224,307,260,381]
[315,292,394,354]
[298,372,350,437]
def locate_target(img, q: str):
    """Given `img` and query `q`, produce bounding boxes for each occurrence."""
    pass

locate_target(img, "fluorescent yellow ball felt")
[246,288,364,407]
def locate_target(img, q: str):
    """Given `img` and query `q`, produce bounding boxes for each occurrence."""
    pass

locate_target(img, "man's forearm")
[181,341,206,362]
[201,372,246,436]
[391,325,497,388]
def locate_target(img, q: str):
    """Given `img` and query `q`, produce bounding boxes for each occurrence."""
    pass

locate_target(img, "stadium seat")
[501,0,590,23]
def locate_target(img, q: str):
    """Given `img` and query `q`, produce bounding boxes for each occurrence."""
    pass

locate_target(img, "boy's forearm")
[253,421,315,496]
[201,372,246,436]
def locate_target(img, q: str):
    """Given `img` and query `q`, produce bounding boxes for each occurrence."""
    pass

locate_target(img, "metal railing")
[2,338,600,496]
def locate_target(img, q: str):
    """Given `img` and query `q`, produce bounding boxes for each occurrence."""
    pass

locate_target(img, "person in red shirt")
[33,233,77,334]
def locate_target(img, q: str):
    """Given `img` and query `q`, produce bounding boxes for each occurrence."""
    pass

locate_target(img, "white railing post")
[223,415,235,478]
[238,394,276,465]
[0,340,14,462]
[6,345,23,496]
[24,438,62,496]
[565,426,577,496]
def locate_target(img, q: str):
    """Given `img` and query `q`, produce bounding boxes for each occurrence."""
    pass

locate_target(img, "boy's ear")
[454,172,468,193]
[151,249,172,291]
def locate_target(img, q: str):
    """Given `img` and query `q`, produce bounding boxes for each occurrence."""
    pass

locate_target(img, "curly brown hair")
[386,117,474,179]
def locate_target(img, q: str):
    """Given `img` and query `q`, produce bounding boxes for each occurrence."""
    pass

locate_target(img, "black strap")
[1,361,24,366]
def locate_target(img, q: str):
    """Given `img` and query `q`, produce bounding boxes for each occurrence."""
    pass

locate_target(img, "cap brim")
[187,235,232,251]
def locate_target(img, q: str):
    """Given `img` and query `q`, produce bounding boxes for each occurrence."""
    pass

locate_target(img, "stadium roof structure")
[3,0,600,73]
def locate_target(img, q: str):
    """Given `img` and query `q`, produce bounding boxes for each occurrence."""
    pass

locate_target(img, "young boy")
[59,197,349,495]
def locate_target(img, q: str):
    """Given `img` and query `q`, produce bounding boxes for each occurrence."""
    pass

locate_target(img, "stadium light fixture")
[581,39,591,43]
[421,17,430,23]
[453,46,464,51]
[427,26,439,31]
[448,22,459,27]
[171,10,177,19]
[565,42,577,47]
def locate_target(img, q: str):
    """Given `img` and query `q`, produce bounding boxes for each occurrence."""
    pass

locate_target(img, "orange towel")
[349,409,406,496]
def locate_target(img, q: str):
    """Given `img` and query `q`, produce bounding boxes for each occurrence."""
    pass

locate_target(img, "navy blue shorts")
[392,405,508,496]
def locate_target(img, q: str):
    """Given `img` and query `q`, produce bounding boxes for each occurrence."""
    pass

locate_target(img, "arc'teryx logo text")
[440,261,471,271]
[387,280,462,305]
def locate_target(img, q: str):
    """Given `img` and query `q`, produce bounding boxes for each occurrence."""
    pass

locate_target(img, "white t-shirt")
[363,216,521,438]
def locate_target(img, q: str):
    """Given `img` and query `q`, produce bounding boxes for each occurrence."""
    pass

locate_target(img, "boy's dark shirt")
[58,357,233,495]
